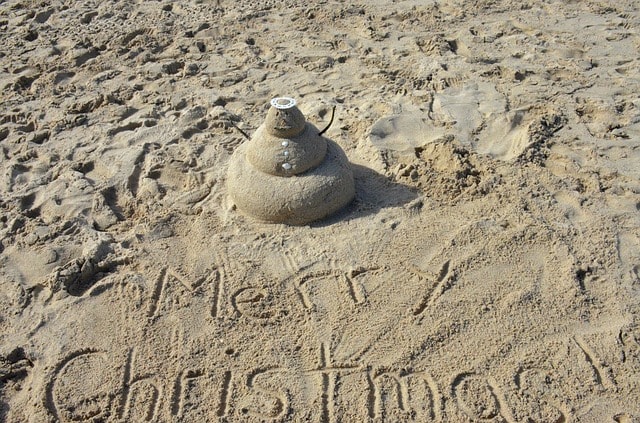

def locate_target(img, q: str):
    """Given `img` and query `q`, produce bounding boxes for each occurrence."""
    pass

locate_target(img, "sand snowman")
[227,97,355,225]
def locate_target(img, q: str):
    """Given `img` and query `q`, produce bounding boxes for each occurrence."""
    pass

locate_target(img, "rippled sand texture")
[1,1,639,422]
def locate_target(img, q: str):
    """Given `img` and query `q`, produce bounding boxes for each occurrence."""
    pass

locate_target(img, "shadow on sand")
[312,163,419,227]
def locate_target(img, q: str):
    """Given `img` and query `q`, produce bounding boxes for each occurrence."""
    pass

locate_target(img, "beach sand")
[1,0,639,421]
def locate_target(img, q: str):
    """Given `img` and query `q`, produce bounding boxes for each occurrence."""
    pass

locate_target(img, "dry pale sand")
[1,0,640,422]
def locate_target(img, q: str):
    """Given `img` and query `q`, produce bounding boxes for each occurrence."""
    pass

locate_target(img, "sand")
[228,98,355,225]
[1,0,639,421]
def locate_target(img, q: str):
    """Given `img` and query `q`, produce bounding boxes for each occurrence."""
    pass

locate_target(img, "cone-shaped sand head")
[227,97,355,225]
[265,97,306,138]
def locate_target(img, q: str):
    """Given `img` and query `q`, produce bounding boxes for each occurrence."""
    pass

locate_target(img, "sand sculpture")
[227,97,355,225]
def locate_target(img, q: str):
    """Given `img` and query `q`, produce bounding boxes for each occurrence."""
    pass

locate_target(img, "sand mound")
[227,98,355,225]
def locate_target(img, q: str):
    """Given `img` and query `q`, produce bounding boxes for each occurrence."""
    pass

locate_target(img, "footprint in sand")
[370,82,559,162]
